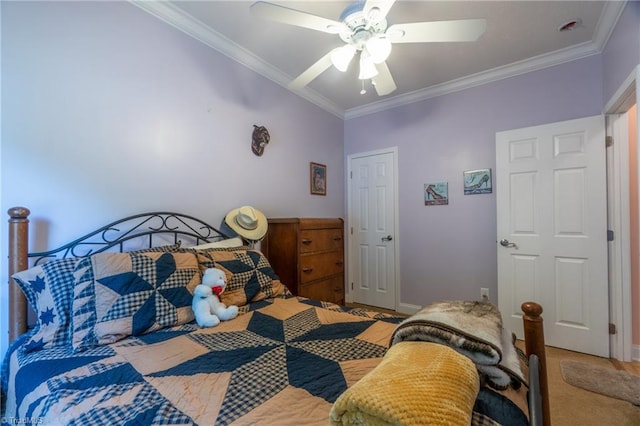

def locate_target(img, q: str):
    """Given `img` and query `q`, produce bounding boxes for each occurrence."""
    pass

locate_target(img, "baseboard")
[397,302,422,316]
[633,344,640,362]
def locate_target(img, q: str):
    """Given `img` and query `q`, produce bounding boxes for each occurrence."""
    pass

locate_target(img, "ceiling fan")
[250,0,487,96]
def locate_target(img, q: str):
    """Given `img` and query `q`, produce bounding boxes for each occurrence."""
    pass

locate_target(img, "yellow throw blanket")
[329,342,480,426]
[390,300,526,390]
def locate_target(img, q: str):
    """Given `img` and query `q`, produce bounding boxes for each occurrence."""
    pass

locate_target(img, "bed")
[2,207,549,425]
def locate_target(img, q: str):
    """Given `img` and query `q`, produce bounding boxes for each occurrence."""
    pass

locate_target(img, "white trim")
[605,65,638,362]
[130,1,628,121]
[347,0,626,120]
[130,0,344,118]
[397,302,422,316]
[607,112,632,362]
[346,147,400,312]
[592,0,629,52]
[345,41,601,119]
[633,344,640,361]
[604,65,640,113]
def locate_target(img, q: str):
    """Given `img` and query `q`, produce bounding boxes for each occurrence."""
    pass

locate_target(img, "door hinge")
[609,323,616,335]
[606,136,614,147]
[350,171,353,178]
[351,282,354,290]
[350,227,353,235]
[607,230,614,241]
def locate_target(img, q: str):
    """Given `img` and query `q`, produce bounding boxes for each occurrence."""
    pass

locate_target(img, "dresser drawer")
[300,252,344,283]
[264,217,344,300]
[299,229,343,253]
[299,275,344,305]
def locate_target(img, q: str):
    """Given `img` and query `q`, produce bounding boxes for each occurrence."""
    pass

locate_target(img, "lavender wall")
[602,0,640,104]
[345,56,603,308]
[0,2,344,357]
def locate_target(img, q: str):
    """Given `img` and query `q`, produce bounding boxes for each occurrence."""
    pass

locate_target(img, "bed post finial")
[8,207,30,342]
[522,301,550,426]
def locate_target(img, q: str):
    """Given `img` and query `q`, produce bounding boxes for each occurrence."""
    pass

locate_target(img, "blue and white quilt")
[2,296,402,425]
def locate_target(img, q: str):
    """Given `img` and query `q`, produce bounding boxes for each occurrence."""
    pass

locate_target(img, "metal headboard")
[8,207,232,340]
[28,211,231,265]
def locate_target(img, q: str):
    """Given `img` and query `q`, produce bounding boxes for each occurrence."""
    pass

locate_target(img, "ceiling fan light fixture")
[358,50,378,80]
[365,36,392,63]
[330,45,356,72]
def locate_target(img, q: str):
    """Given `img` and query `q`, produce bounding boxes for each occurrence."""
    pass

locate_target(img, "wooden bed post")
[522,301,550,426]
[8,206,30,342]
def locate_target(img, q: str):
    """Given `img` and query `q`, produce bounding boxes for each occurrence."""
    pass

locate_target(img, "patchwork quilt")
[3,296,403,425]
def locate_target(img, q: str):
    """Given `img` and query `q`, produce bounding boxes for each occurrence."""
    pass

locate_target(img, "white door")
[348,149,398,310]
[496,116,610,357]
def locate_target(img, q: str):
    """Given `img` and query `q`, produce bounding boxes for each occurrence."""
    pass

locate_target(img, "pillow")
[12,257,79,352]
[193,248,286,306]
[10,243,183,353]
[71,251,200,352]
[187,237,244,250]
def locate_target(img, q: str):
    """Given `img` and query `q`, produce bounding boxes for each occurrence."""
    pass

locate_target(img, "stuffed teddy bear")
[192,267,239,328]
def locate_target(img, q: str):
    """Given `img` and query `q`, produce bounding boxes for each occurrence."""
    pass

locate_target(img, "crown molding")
[345,1,628,120]
[592,0,628,51]
[130,0,344,118]
[132,1,628,121]
[344,40,601,119]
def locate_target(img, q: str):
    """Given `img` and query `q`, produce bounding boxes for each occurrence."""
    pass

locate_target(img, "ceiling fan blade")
[372,61,397,96]
[387,19,487,43]
[251,1,346,34]
[288,51,333,90]
[364,0,396,23]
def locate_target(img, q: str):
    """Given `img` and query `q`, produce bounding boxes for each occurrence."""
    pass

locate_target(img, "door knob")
[381,235,393,241]
[499,239,517,249]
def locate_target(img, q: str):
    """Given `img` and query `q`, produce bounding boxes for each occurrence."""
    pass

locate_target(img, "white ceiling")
[133,1,626,119]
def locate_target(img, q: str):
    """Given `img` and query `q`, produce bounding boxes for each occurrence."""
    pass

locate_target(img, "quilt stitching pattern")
[72,252,199,351]
[7,298,405,425]
[189,330,278,352]
[178,306,389,424]
[216,345,289,425]
[12,257,78,352]
[215,251,276,297]
[283,306,322,341]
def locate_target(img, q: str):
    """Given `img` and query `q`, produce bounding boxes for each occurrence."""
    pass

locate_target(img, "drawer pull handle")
[333,236,342,241]
[302,239,312,245]
[303,268,313,273]
[336,260,343,266]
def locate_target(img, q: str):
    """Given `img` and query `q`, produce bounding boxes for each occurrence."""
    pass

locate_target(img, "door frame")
[605,65,639,361]
[346,147,401,312]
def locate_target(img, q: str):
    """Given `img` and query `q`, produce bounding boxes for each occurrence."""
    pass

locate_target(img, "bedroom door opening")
[496,115,610,357]
[347,148,399,311]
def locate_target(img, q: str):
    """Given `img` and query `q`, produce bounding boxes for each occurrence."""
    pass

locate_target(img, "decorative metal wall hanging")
[251,125,270,156]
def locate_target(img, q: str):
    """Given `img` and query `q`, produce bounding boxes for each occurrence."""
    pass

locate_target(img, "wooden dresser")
[262,218,345,305]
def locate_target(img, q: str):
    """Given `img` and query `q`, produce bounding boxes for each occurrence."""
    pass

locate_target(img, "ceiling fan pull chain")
[360,80,366,95]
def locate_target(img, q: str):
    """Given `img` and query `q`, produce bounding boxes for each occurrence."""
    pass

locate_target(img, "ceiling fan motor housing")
[338,5,388,50]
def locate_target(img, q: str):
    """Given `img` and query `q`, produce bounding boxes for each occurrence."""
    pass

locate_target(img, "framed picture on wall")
[310,162,327,195]
[424,182,448,206]
[463,168,492,195]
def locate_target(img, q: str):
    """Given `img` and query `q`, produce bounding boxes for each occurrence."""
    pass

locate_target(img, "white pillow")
[188,237,244,250]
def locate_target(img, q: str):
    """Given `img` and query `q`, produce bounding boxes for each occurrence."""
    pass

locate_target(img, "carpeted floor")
[533,345,640,426]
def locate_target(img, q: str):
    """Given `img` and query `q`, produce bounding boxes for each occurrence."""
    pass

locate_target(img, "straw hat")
[224,206,268,241]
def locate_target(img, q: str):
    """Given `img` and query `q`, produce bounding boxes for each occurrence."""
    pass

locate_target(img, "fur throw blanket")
[390,301,526,390]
